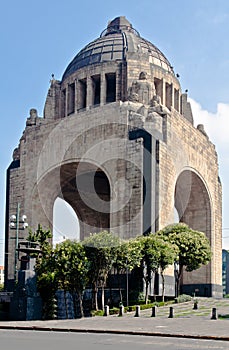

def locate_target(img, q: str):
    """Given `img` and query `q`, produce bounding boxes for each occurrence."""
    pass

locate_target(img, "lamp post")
[9,203,28,283]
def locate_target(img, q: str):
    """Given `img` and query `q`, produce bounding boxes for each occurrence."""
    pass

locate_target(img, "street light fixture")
[9,203,28,284]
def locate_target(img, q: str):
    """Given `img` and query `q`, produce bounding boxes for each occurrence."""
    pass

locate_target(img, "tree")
[154,235,178,302]
[137,235,161,303]
[113,238,143,303]
[53,240,89,318]
[83,231,120,311]
[158,223,212,295]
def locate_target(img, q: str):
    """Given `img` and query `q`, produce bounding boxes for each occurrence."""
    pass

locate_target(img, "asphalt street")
[0,330,229,350]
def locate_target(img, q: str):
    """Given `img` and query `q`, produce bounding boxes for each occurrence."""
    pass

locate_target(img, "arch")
[175,169,211,240]
[34,161,111,242]
[174,169,212,296]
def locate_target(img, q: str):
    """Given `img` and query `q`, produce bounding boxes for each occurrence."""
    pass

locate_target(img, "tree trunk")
[101,276,107,311]
[101,283,105,311]
[161,273,165,302]
[77,290,83,318]
[178,265,183,296]
[92,281,98,311]
[117,271,123,303]
[145,279,149,304]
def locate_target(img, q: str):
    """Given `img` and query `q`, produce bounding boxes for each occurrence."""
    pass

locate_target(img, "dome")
[62,16,174,81]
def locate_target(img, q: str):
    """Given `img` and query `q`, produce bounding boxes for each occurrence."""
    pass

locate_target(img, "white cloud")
[189,98,229,249]
[189,98,229,147]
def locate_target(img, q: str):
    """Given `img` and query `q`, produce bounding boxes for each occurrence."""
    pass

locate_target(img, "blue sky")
[1,0,229,264]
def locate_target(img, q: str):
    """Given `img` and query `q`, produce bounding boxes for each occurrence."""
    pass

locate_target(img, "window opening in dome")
[106,73,116,103]
[68,83,75,115]
[92,75,101,106]
[154,78,163,103]
[174,88,180,112]
[61,89,66,117]
[165,83,172,110]
[78,79,87,111]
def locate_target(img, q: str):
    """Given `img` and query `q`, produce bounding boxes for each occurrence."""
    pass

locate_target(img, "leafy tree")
[157,223,212,295]
[154,235,178,301]
[54,240,89,317]
[137,235,161,303]
[113,238,143,303]
[83,231,120,311]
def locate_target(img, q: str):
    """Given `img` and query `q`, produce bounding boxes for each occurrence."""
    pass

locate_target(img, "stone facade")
[5,16,222,297]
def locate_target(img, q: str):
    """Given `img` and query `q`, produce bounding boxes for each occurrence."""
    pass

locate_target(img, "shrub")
[175,294,192,303]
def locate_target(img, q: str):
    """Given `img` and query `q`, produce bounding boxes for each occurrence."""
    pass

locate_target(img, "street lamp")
[9,203,28,283]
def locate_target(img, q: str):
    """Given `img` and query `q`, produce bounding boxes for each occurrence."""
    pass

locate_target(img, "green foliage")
[157,223,212,295]
[31,222,212,317]
[136,234,177,303]
[114,238,143,273]
[157,223,212,272]
[54,240,89,293]
[175,294,192,303]
[83,231,121,310]
[27,224,53,259]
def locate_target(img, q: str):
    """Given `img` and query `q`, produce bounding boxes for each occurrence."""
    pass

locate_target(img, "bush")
[175,294,192,303]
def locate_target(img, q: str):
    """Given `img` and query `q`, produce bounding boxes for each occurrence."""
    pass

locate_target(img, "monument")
[5,16,222,297]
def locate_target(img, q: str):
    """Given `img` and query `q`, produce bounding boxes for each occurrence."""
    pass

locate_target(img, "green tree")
[83,231,120,311]
[113,238,143,303]
[154,235,178,302]
[158,223,212,295]
[137,235,161,303]
[54,240,89,317]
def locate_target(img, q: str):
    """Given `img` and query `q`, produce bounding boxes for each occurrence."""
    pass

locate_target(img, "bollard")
[193,300,198,310]
[151,306,157,317]
[135,305,140,317]
[104,305,109,316]
[119,305,124,317]
[168,306,174,318]
[211,307,217,320]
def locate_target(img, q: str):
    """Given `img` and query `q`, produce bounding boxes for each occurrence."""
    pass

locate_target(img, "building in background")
[222,250,229,296]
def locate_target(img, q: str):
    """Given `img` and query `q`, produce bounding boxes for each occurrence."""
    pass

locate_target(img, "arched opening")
[175,170,211,237]
[34,161,111,243]
[60,162,110,240]
[53,197,80,246]
[174,169,212,296]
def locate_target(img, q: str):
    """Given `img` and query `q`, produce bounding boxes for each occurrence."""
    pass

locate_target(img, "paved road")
[1,330,229,350]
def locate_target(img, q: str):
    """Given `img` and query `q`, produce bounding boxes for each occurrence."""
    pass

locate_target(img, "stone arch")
[174,169,212,296]
[175,169,212,238]
[32,161,111,241]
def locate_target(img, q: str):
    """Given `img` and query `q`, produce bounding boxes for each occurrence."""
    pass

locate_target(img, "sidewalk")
[1,298,229,341]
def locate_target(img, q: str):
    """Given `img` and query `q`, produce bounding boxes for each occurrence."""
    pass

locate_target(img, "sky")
[0,0,229,264]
